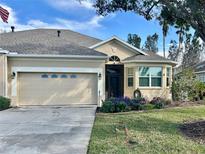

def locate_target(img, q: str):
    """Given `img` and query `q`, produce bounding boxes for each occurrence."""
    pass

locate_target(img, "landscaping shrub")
[150,97,166,109]
[130,99,142,110]
[130,98,148,110]
[193,81,205,100]
[141,104,155,110]
[100,101,115,113]
[0,96,10,111]
[171,68,205,101]
[100,96,169,113]
[115,101,129,112]
[100,97,149,113]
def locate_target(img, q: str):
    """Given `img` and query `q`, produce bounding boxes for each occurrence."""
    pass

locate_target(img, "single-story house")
[0,28,177,107]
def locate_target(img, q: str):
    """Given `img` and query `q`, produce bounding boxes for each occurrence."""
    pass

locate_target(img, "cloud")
[45,0,94,11]
[0,3,104,34]
[28,15,104,31]
[56,15,103,30]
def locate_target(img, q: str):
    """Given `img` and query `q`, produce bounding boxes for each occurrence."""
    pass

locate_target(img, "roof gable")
[89,36,148,56]
[123,51,178,66]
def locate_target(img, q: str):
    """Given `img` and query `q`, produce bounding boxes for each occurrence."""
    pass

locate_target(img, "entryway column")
[134,66,139,90]
[162,65,166,88]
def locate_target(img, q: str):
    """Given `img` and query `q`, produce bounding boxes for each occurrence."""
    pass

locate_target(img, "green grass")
[88,105,205,154]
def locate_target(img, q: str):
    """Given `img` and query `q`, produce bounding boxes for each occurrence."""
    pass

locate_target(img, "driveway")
[0,106,96,154]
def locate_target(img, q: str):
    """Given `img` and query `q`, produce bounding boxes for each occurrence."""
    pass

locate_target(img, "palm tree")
[174,20,189,50]
[158,16,169,58]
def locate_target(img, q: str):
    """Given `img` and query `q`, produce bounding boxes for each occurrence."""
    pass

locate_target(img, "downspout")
[0,54,5,96]
[3,55,5,96]
[4,55,8,97]
[0,49,9,97]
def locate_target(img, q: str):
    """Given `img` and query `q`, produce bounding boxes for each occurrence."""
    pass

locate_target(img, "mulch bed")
[168,100,205,107]
[179,120,205,144]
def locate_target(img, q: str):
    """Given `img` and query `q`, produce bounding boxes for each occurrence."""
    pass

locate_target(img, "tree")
[160,19,169,57]
[158,10,169,57]
[167,40,181,61]
[94,0,205,42]
[175,20,190,50]
[143,33,159,52]
[168,34,204,67]
[127,34,141,49]
[182,34,203,68]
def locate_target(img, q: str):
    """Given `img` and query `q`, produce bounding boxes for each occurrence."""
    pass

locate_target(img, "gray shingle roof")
[123,51,176,64]
[0,29,106,56]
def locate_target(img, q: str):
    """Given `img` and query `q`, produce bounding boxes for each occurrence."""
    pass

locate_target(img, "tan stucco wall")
[0,55,6,96]
[0,55,4,96]
[94,40,136,61]
[7,57,105,106]
[94,40,173,100]
[124,63,173,100]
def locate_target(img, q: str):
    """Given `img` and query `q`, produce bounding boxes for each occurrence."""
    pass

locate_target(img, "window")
[109,55,120,63]
[41,74,48,78]
[127,68,134,87]
[51,74,58,78]
[166,67,171,87]
[139,67,150,87]
[139,67,162,87]
[70,74,77,79]
[61,74,68,78]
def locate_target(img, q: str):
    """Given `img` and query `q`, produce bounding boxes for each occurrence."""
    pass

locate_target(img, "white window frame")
[139,66,162,88]
[166,67,172,87]
[127,68,134,87]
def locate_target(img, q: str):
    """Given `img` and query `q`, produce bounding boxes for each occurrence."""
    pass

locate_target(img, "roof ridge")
[1,28,102,41]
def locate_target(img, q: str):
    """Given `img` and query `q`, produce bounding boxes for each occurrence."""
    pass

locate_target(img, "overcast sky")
[0,0,180,56]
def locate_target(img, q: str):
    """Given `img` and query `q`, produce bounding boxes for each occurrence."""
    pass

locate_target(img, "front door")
[106,65,124,98]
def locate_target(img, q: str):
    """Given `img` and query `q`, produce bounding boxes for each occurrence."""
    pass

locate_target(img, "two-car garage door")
[18,73,98,106]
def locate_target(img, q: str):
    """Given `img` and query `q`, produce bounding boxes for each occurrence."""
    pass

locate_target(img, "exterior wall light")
[98,73,102,80]
[11,72,16,79]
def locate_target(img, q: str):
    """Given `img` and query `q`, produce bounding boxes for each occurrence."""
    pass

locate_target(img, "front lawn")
[88,105,205,154]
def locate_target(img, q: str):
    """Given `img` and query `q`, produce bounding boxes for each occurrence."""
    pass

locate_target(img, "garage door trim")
[11,67,104,106]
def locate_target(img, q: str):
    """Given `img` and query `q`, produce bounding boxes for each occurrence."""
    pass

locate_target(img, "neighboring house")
[0,28,177,107]
[194,61,205,83]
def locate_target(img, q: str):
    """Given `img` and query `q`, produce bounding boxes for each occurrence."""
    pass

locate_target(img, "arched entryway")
[106,55,124,98]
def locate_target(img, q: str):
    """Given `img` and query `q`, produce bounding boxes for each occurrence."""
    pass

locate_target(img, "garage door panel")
[18,73,97,105]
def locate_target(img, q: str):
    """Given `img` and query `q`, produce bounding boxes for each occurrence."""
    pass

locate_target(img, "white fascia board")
[89,36,148,56]
[7,54,108,60]
[0,48,9,54]
[12,67,103,74]
[122,60,178,65]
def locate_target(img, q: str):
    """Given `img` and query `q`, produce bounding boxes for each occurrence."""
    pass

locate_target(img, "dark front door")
[106,65,124,98]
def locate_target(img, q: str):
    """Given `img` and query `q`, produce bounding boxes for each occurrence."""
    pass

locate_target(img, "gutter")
[0,48,9,54]
[6,53,108,60]
[122,60,178,65]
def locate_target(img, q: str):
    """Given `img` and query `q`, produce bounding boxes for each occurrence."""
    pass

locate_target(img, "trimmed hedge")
[0,96,10,111]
